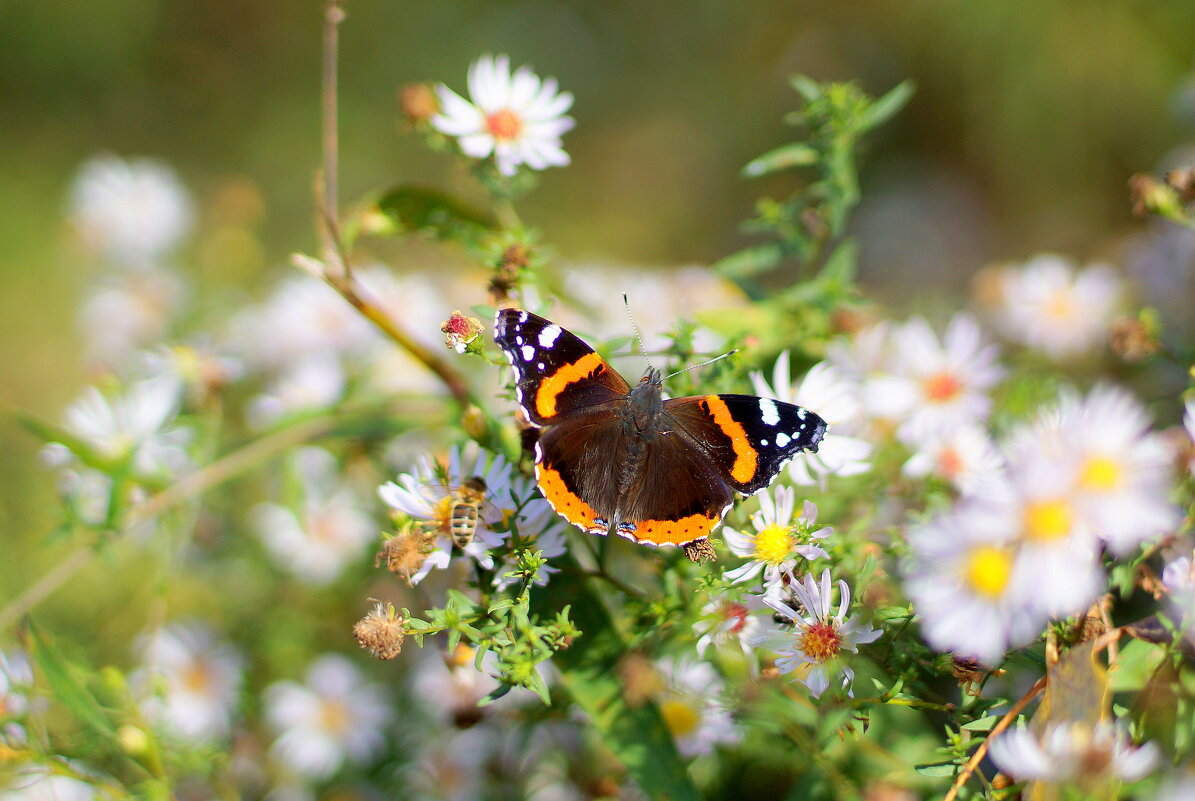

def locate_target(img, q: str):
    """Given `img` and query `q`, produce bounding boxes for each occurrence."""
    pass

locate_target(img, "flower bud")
[399,83,439,124]
[441,310,484,354]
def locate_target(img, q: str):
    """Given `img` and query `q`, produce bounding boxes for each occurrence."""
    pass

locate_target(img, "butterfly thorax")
[624,367,665,435]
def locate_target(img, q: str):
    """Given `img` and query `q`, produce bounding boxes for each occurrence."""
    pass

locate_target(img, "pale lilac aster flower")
[0,650,34,720]
[983,254,1121,360]
[825,321,905,437]
[877,314,1004,442]
[0,768,103,801]
[63,375,190,478]
[904,497,1046,664]
[1162,552,1195,633]
[902,423,1005,497]
[253,447,377,585]
[723,486,830,586]
[70,154,194,263]
[79,271,186,367]
[1185,399,1195,477]
[1057,385,1179,555]
[248,354,346,427]
[759,568,881,697]
[990,721,1158,785]
[751,354,872,485]
[432,54,574,176]
[133,622,244,742]
[655,657,741,757]
[265,655,390,780]
[1151,772,1195,801]
[692,591,766,666]
[380,445,543,584]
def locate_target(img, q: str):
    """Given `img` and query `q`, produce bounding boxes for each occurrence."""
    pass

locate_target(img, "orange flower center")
[318,699,350,735]
[922,371,963,403]
[798,621,843,663]
[724,602,749,634]
[938,446,964,477]
[485,109,523,140]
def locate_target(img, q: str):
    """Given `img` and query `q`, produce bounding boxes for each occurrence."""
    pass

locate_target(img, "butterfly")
[494,308,827,550]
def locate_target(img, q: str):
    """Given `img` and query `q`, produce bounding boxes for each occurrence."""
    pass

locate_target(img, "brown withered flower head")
[398,82,439,125]
[377,524,438,585]
[354,600,406,660]
[441,310,484,354]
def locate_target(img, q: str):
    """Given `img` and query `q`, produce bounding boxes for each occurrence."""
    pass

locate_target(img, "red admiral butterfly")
[495,308,827,548]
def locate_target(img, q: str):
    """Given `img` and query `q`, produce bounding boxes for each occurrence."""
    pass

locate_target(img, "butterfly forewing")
[664,394,826,494]
[495,309,630,426]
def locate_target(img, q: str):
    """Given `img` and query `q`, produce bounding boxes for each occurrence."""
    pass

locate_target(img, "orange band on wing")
[702,395,758,484]
[536,463,599,530]
[633,512,721,546]
[535,352,606,419]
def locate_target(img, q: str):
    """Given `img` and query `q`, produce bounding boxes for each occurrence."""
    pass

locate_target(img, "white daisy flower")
[79,271,187,367]
[432,54,574,177]
[410,645,510,727]
[1161,551,1195,633]
[1151,772,1195,801]
[0,650,34,720]
[247,354,346,427]
[265,654,390,780]
[750,354,872,485]
[69,154,194,264]
[1060,385,1179,555]
[982,253,1121,360]
[252,447,377,585]
[692,591,765,664]
[63,375,190,478]
[1185,399,1195,477]
[379,445,546,584]
[904,499,1045,665]
[655,657,741,757]
[902,423,1005,497]
[878,314,1004,442]
[0,768,103,801]
[133,622,244,742]
[407,727,491,801]
[759,568,881,697]
[723,486,831,587]
[989,721,1158,785]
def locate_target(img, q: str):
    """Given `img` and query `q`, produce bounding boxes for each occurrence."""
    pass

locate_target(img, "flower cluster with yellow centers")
[904,384,1179,664]
[722,485,831,586]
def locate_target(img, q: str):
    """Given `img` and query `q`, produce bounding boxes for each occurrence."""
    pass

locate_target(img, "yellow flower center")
[922,371,963,403]
[659,698,701,738]
[432,496,453,532]
[1079,455,1122,492]
[798,621,843,663]
[447,644,475,670]
[181,662,214,694]
[754,523,792,566]
[318,699,350,735]
[485,109,523,140]
[1024,499,1074,541]
[1046,289,1076,320]
[964,545,1013,598]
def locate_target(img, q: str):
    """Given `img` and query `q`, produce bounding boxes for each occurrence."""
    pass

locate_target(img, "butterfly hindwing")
[494,309,630,427]
[664,394,827,494]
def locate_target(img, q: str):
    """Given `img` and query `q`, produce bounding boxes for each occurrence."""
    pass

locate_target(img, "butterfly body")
[495,309,827,548]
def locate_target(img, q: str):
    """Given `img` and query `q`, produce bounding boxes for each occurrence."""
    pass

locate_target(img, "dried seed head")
[617,653,663,708]
[399,83,439,124]
[377,526,437,585]
[353,600,406,660]
[1108,315,1159,363]
[684,539,717,564]
[441,310,484,354]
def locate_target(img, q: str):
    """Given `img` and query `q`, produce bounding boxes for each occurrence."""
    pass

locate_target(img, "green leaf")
[712,243,783,278]
[29,622,117,739]
[860,80,916,131]
[914,762,958,778]
[373,185,498,240]
[789,74,823,103]
[742,143,819,177]
[962,715,1002,732]
[1107,638,1165,693]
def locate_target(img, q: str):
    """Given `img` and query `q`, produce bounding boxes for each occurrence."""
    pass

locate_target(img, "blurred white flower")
[904,499,1045,664]
[1185,399,1195,476]
[0,650,34,720]
[407,727,491,801]
[0,768,103,801]
[252,447,377,585]
[379,445,546,584]
[410,645,533,725]
[692,591,765,664]
[750,355,872,486]
[134,622,244,742]
[981,254,1121,360]
[759,568,880,697]
[79,271,187,367]
[722,486,830,586]
[63,375,189,478]
[1058,385,1178,555]
[70,154,194,264]
[902,423,1005,497]
[265,654,390,780]
[654,657,741,757]
[989,721,1158,784]
[1162,551,1195,633]
[433,54,574,176]
[1151,772,1195,801]
[877,314,1004,441]
[248,354,346,427]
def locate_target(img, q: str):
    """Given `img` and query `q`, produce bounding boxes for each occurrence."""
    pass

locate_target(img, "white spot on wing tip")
[760,398,781,426]
[521,344,535,361]
[538,324,563,348]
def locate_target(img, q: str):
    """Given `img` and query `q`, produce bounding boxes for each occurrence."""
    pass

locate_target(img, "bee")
[447,475,493,549]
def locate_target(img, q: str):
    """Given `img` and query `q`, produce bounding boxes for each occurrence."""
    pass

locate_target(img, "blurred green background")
[3,0,1195,555]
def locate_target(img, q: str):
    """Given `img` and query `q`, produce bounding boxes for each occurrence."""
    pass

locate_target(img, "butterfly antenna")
[623,293,653,369]
[663,349,740,380]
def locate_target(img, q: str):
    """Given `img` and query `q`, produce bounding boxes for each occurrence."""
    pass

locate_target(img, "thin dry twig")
[942,675,1048,801]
